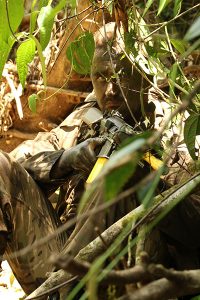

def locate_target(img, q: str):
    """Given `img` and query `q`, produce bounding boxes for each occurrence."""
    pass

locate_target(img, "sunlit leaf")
[37,5,55,50]
[184,17,200,41]
[16,39,36,88]
[0,0,24,42]
[184,114,200,160]
[7,0,24,36]
[0,41,10,77]
[28,93,38,113]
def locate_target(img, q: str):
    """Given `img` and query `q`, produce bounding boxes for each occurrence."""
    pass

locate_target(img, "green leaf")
[173,0,182,16]
[37,5,55,50]
[0,0,9,41]
[168,62,178,98]
[184,114,200,160]
[38,0,49,10]
[185,17,200,41]
[16,39,36,88]
[0,40,10,77]
[37,0,73,50]
[102,138,146,201]
[66,32,95,75]
[170,38,186,54]
[28,93,38,113]
[0,0,23,42]
[105,157,138,202]
[157,0,171,16]
[30,10,39,34]
[142,0,154,17]
[7,0,24,36]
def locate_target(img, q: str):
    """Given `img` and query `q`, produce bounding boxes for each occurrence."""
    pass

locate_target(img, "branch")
[26,172,200,299]
[120,266,200,300]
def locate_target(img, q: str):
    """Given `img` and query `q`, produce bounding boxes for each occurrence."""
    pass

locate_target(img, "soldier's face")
[91,51,144,120]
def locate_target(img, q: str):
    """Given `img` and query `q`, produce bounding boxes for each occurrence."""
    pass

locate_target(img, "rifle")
[82,107,164,183]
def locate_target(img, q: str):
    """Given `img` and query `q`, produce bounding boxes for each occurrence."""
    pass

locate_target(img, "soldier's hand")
[52,137,105,178]
[66,137,105,173]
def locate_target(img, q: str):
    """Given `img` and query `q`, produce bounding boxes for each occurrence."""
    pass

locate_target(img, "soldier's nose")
[105,82,117,97]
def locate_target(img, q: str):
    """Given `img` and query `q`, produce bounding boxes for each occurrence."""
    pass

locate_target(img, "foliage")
[66,31,95,75]
[0,0,74,86]
[1,1,200,299]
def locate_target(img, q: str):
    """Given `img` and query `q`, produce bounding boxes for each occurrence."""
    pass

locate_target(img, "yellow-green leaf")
[157,0,171,16]
[170,39,186,54]
[16,39,36,88]
[28,93,38,113]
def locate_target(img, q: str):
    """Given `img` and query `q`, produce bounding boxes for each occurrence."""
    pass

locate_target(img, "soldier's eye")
[97,76,106,82]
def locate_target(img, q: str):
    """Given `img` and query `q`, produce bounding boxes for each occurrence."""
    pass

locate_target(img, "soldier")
[1,21,200,298]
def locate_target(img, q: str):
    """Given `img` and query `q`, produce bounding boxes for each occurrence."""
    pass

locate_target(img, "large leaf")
[0,0,24,42]
[37,5,55,50]
[16,39,36,88]
[66,32,95,75]
[0,41,10,77]
[0,0,9,41]
[37,0,73,50]
[184,114,200,160]
[184,17,200,41]
[7,0,24,36]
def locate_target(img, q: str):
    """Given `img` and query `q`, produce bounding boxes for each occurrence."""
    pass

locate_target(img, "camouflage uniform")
[0,96,98,294]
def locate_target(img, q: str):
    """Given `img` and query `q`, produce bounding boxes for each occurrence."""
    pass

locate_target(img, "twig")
[26,172,200,299]
[3,71,23,119]
[119,268,200,300]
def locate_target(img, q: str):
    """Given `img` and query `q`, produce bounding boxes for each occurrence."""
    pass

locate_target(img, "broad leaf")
[16,39,36,88]
[184,114,200,160]
[0,0,9,41]
[184,17,200,41]
[28,94,38,113]
[0,41,10,77]
[37,0,73,50]
[37,5,55,50]
[7,0,24,37]
[66,32,95,75]
[0,0,23,42]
